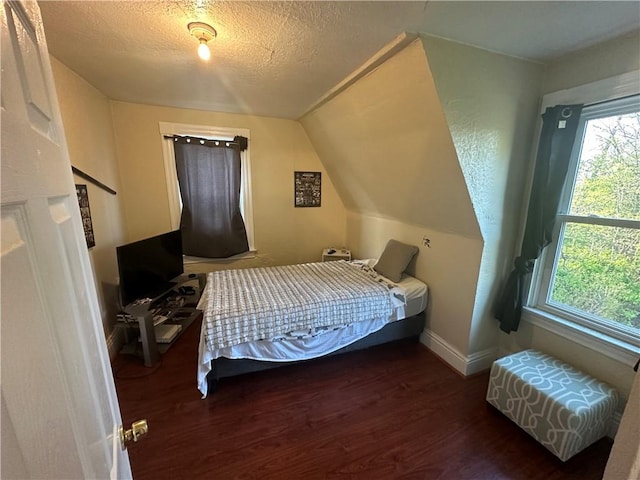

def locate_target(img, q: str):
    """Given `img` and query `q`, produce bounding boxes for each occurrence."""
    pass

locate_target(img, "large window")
[159,122,255,258]
[530,95,640,347]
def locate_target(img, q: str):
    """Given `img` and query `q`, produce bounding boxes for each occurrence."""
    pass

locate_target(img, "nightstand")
[322,248,351,262]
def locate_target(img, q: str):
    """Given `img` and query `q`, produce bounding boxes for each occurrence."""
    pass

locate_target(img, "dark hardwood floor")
[113,319,612,479]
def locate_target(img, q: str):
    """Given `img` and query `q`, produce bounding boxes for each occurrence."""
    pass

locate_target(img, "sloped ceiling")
[301,40,480,239]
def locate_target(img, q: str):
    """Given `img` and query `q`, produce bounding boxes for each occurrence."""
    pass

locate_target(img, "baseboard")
[420,329,498,376]
[106,327,123,360]
[466,347,499,376]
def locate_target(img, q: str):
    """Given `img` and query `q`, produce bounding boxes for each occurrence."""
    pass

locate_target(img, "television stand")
[119,273,205,366]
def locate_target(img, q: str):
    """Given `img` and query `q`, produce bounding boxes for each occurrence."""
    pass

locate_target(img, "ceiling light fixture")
[188,22,216,61]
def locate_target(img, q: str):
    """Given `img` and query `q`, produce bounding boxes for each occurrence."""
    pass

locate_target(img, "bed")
[196,255,428,397]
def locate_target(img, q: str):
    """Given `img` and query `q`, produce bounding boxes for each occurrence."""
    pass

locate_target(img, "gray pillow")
[374,239,419,282]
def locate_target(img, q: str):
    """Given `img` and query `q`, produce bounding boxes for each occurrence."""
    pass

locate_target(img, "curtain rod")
[163,135,248,151]
[71,166,116,195]
[163,134,235,143]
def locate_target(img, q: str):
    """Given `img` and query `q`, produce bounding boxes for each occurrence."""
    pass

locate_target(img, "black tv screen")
[116,230,184,307]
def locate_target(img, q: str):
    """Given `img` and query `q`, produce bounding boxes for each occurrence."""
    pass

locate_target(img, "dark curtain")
[495,104,583,333]
[173,136,249,258]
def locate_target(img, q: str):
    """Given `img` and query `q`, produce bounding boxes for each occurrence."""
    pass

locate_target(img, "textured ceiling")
[39,1,640,119]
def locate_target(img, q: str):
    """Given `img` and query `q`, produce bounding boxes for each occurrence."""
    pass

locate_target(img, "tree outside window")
[534,97,640,342]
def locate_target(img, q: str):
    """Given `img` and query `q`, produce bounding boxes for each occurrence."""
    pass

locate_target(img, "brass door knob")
[119,419,148,450]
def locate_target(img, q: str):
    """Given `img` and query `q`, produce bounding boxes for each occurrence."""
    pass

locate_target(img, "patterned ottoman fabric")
[486,349,618,461]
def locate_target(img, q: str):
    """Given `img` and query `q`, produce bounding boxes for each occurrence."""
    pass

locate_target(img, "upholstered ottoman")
[486,349,618,461]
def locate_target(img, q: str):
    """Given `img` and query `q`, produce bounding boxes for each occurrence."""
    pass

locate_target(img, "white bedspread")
[197,261,406,396]
[199,261,399,350]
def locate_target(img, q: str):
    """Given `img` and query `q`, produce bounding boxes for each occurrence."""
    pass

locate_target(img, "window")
[530,95,640,347]
[159,122,255,258]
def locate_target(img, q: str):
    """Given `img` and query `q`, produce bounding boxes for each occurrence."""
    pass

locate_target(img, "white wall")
[50,57,127,355]
[1,393,28,479]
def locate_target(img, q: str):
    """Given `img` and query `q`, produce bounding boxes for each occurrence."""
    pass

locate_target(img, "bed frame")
[206,311,426,393]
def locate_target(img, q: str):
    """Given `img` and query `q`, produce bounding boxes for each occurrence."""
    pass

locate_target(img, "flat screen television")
[116,230,184,307]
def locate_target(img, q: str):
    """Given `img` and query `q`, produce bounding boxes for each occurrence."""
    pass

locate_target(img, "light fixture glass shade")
[198,40,211,61]
[188,22,216,62]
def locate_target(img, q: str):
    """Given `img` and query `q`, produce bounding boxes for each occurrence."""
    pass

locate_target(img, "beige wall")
[109,102,346,270]
[542,30,640,95]
[347,211,483,360]
[420,35,543,357]
[301,39,484,363]
[50,57,127,351]
[301,39,480,240]
[302,37,543,372]
[51,58,126,317]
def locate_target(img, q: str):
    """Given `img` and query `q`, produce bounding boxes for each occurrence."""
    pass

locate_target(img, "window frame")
[525,71,640,356]
[530,95,640,346]
[158,122,255,259]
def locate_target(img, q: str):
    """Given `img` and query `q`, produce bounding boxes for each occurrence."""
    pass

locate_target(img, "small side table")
[322,248,351,262]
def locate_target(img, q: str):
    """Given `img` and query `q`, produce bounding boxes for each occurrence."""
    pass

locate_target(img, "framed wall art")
[76,184,96,248]
[294,171,321,207]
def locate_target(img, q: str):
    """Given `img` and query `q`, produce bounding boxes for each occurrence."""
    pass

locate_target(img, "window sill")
[183,249,257,264]
[522,306,640,366]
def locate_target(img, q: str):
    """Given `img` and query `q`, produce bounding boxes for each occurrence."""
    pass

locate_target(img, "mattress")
[398,273,428,318]
[197,261,428,396]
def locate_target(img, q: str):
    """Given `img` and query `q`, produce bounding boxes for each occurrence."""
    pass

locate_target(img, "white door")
[1,1,133,478]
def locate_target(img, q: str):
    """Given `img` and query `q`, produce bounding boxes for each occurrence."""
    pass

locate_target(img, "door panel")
[1,203,85,477]
[4,0,55,138]
[1,1,132,477]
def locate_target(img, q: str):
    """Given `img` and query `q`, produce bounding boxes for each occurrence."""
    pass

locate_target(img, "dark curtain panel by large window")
[495,104,583,333]
[173,136,249,258]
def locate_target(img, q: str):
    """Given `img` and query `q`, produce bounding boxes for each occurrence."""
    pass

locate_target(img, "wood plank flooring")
[113,319,612,479]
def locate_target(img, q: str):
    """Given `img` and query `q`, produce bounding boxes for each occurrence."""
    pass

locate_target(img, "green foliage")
[550,112,640,332]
